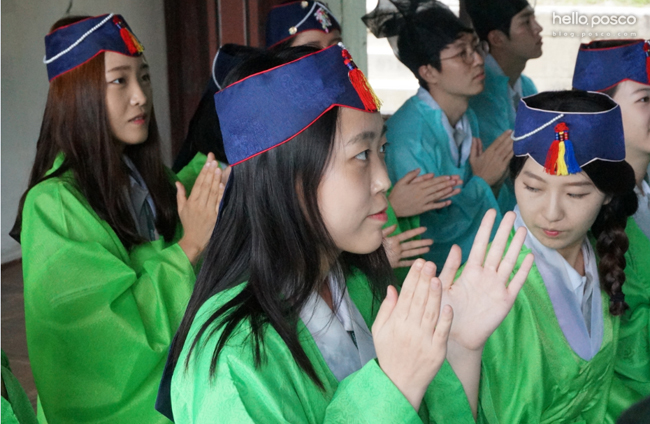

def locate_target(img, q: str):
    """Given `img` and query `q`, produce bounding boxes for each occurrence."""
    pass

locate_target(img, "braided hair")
[510,91,638,315]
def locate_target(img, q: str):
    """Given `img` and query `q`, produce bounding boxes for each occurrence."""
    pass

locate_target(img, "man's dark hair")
[396,6,473,88]
[465,0,530,42]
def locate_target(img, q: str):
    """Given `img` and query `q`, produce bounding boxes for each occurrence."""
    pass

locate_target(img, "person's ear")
[603,195,613,206]
[418,64,439,87]
[487,29,507,49]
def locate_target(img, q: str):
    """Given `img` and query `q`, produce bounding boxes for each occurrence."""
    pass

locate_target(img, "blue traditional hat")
[573,39,650,92]
[512,91,625,176]
[210,44,263,91]
[44,13,144,81]
[266,1,341,48]
[214,43,381,166]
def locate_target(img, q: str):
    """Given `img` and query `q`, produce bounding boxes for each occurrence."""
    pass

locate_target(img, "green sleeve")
[22,180,194,423]
[1,351,37,424]
[2,398,21,424]
[420,361,475,424]
[178,352,422,424]
[324,359,422,423]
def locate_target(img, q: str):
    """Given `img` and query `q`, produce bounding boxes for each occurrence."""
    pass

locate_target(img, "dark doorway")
[164,0,282,156]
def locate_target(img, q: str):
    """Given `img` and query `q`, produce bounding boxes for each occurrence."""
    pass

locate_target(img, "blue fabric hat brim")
[572,39,650,92]
[513,92,625,170]
[214,44,376,166]
[45,14,143,81]
[266,1,341,48]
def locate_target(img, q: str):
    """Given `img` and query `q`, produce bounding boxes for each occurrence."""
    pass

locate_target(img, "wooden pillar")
[164,0,281,157]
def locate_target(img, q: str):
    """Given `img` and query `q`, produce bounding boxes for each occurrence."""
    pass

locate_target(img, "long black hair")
[168,47,394,387]
[11,16,178,249]
[510,91,638,315]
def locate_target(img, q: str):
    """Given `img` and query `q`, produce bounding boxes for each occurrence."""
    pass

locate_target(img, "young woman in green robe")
[572,40,650,415]
[156,44,535,423]
[428,90,645,423]
[12,14,225,423]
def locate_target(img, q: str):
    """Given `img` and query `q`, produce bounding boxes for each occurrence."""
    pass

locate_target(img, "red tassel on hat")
[341,46,381,112]
[348,68,381,112]
[113,16,143,55]
[120,27,139,54]
[544,140,560,175]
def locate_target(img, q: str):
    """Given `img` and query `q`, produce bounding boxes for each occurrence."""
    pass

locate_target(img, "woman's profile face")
[514,158,608,258]
[104,52,153,145]
[318,108,390,254]
[612,80,650,158]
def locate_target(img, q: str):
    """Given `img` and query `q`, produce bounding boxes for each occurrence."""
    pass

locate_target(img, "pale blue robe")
[385,88,502,268]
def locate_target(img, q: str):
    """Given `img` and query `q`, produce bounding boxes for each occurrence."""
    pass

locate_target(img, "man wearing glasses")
[364,1,512,268]
[465,0,543,211]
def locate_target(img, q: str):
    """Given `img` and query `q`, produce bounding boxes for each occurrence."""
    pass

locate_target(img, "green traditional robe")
[170,272,474,423]
[428,226,650,423]
[608,218,650,420]
[21,156,196,423]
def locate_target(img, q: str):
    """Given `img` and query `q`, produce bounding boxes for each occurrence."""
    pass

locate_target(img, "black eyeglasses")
[440,41,490,65]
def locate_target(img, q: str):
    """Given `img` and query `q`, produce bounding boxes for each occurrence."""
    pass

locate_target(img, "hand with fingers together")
[388,168,462,218]
[382,225,433,268]
[176,152,226,265]
[469,131,514,190]
[372,260,453,412]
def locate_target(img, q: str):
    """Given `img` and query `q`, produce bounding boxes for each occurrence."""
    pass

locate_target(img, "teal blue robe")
[468,55,538,212]
[385,95,501,267]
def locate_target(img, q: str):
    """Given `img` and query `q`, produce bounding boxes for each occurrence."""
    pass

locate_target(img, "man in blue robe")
[465,0,543,211]
[364,1,512,267]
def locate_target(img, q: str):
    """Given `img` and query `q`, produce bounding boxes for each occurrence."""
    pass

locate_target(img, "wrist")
[392,377,426,412]
[178,237,201,265]
[379,364,426,411]
[446,339,484,361]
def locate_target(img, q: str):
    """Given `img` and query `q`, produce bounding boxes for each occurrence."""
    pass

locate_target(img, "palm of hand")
[437,210,534,352]
[442,263,514,351]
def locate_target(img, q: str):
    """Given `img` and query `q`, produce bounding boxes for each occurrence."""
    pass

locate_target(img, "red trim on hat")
[46,14,111,35]
[579,39,644,51]
[48,49,141,82]
[593,77,650,93]
[229,103,376,166]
